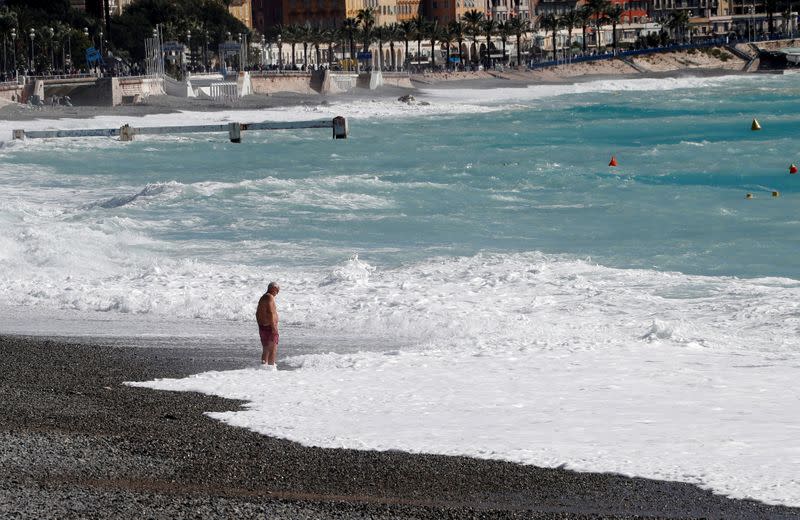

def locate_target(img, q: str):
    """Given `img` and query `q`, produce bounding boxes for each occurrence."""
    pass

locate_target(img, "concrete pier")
[13,117,348,143]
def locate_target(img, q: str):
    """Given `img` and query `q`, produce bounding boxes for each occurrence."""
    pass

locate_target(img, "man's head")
[267,282,280,296]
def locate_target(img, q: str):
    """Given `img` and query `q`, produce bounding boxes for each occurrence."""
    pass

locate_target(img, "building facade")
[277,0,421,27]
[69,0,133,16]
[253,0,283,33]
[650,0,726,19]
[397,0,423,21]
[535,0,579,16]
[229,0,255,29]
[281,0,347,27]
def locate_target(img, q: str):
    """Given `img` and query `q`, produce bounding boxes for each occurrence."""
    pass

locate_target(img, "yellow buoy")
[745,193,753,199]
[772,191,780,197]
[751,118,762,131]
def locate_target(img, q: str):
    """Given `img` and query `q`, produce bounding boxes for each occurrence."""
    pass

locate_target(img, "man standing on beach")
[256,282,280,369]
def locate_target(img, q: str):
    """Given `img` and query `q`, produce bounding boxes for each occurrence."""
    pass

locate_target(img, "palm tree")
[357,8,376,52]
[384,23,401,70]
[400,20,415,70]
[497,20,512,64]
[482,18,498,68]
[300,23,311,69]
[540,13,560,61]
[666,10,689,44]
[462,9,485,66]
[341,17,358,66]
[285,24,301,69]
[0,8,18,73]
[373,24,386,70]
[412,14,427,68]
[560,10,579,60]
[439,26,456,69]
[448,20,467,69]
[309,24,325,69]
[578,6,592,53]
[324,27,336,67]
[507,15,530,67]
[605,5,624,54]
[587,0,610,51]
[427,19,444,69]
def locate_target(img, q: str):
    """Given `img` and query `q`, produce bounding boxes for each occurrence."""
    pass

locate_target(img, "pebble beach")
[3,335,800,519]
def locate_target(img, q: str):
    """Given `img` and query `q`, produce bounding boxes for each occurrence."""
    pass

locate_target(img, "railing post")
[229,122,242,143]
[119,124,134,142]
[332,116,348,139]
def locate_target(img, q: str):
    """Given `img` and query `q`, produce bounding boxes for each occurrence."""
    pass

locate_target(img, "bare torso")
[256,293,278,330]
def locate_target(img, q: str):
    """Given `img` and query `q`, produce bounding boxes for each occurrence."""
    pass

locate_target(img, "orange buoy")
[608,156,618,167]
[751,118,762,131]
[745,193,753,199]
[773,191,780,197]
[790,164,798,174]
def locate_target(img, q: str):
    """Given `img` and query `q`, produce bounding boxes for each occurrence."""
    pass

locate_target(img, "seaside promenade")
[1,37,795,111]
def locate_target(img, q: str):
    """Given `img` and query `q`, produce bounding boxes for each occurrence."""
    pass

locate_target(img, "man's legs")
[262,340,277,365]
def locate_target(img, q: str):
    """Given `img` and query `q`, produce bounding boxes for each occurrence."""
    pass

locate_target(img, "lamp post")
[10,28,16,77]
[186,30,191,73]
[204,30,209,71]
[65,29,72,72]
[277,33,282,70]
[261,34,266,67]
[99,29,104,58]
[238,33,243,71]
[48,27,54,72]
[28,28,34,73]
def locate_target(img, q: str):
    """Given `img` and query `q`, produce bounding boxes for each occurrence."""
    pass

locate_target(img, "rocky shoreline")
[1,335,798,519]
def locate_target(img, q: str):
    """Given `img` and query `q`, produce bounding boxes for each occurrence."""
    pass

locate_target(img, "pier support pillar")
[119,124,134,142]
[12,129,24,140]
[332,116,348,139]
[229,122,242,143]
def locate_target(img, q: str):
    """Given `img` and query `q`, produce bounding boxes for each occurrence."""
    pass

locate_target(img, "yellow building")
[279,0,420,26]
[396,0,422,21]
[229,0,254,29]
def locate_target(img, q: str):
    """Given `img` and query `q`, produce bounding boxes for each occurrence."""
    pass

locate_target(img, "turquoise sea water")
[1,73,800,330]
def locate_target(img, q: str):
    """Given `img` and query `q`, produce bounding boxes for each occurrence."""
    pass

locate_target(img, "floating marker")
[790,164,798,174]
[751,118,762,131]
[773,191,780,197]
[608,155,618,167]
[745,193,753,199]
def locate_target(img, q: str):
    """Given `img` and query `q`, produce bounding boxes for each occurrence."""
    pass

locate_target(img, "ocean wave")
[3,233,799,357]
[88,181,181,209]
[418,74,757,105]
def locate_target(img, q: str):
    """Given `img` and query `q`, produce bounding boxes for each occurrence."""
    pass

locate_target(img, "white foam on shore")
[129,252,800,507]
[416,73,756,104]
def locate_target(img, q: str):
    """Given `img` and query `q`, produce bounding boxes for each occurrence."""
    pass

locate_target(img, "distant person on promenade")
[256,282,280,369]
